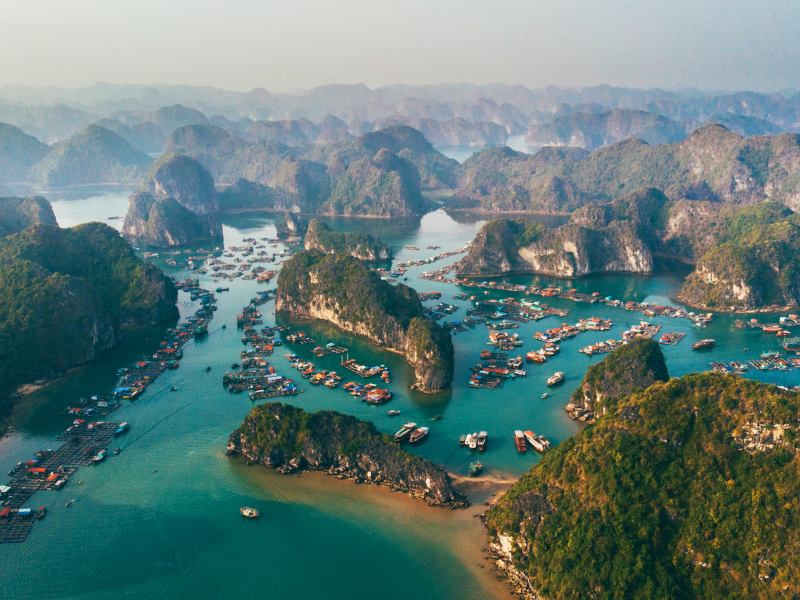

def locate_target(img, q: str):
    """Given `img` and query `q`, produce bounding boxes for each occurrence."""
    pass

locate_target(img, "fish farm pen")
[0,281,218,543]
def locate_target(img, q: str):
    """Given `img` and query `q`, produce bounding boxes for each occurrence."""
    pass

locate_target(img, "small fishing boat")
[91,449,107,464]
[469,461,483,477]
[387,409,401,416]
[541,392,549,399]
[514,430,527,453]
[476,431,488,452]
[240,507,259,519]
[546,371,565,387]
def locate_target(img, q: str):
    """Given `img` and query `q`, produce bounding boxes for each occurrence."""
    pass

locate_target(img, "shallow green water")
[1,197,798,599]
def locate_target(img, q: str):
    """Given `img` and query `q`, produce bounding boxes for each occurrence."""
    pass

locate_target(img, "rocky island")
[122,154,223,247]
[487,372,800,599]
[456,188,664,277]
[565,338,669,423]
[304,218,392,261]
[0,196,58,236]
[457,190,800,310]
[276,249,454,392]
[0,222,177,431]
[227,402,467,508]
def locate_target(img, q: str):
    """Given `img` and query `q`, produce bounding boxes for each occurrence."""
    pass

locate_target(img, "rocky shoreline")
[227,402,468,509]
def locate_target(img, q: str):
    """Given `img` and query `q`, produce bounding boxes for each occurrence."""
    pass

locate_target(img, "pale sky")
[2,0,799,92]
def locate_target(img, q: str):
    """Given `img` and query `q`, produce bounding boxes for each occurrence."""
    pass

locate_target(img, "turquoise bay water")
[1,196,798,599]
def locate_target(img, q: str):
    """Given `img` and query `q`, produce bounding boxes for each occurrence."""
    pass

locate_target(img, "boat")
[692,339,716,350]
[408,426,429,444]
[468,432,478,449]
[113,422,129,436]
[394,422,417,441]
[91,449,107,464]
[387,409,401,416]
[541,392,549,399]
[514,430,527,453]
[524,430,551,453]
[476,431,488,452]
[546,371,565,386]
[240,506,259,519]
[469,461,483,477]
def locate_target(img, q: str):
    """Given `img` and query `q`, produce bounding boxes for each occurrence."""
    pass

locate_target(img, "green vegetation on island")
[487,372,800,599]
[228,402,467,507]
[276,250,453,391]
[0,223,178,428]
[304,218,392,261]
[566,338,669,423]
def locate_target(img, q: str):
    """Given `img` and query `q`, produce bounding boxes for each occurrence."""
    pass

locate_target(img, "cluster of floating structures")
[284,351,394,404]
[418,272,714,327]
[735,315,800,337]
[712,353,800,374]
[1,279,216,543]
[228,301,300,401]
[579,321,662,356]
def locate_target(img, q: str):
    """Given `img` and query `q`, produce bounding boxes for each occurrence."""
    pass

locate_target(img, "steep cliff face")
[0,196,58,236]
[566,339,669,423]
[677,203,800,310]
[405,318,454,391]
[122,191,222,247]
[517,221,653,277]
[228,402,467,508]
[146,154,219,213]
[304,218,392,261]
[456,213,653,278]
[122,154,223,247]
[276,250,453,392]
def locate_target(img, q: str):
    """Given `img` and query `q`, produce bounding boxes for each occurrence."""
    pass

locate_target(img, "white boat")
[476,431,488,451]
[468,432,478,449]
[394,422,417,441]
[546,371,565,386]
[240,506,259,519]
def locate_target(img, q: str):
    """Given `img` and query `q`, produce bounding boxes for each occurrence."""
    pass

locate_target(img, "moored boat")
[469,461,483,477]
[408,426,429,444]
[394,422,417,441]
[692,339,716,350]
[514,430,527,453]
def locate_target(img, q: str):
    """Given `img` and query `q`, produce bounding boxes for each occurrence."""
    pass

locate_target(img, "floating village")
[4,233,800,542]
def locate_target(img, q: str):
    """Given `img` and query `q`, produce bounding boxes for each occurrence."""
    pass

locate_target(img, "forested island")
[487,369,800,599]
[457,191,800,310]
[276,250,453,392]
[228,402,467,508]
[0,220,177,432]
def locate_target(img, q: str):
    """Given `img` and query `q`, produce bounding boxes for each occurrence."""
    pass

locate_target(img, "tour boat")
[408,427,429,444]
[546,371,565,386]
[394,422,417,441]
[692,339,716,350]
